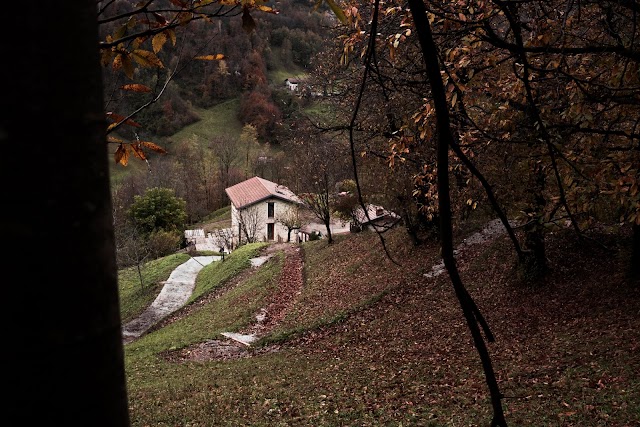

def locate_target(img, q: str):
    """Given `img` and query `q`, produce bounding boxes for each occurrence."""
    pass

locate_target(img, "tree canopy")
[128,187,187,234]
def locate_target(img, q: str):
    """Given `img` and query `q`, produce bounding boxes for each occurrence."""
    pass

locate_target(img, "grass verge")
[118,253,191,323]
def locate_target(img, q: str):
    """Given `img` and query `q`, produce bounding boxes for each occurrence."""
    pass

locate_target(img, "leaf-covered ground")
[125,222,640,426]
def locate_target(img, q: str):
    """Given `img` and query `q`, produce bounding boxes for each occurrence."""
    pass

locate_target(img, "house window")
[267,223,274,240]
[267,202,274,218]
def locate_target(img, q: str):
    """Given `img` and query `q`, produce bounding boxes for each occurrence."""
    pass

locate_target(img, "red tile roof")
[225,176,301,209]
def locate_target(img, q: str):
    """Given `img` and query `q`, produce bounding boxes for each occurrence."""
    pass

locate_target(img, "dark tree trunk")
[324,220,334,244]
[3,2,130,426]
[399,202,423,246]
[520,162,547,281]
[521,221,546,279]
[406,0,508,425]
[631,223,640,281]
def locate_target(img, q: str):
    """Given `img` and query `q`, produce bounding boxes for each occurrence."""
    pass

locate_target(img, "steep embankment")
[125,223,640,426]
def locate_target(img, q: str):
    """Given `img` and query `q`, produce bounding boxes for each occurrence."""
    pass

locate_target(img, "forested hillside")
[101,0,331,140]
[102,0,340,248]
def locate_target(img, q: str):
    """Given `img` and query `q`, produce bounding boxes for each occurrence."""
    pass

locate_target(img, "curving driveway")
[122,256,219,343]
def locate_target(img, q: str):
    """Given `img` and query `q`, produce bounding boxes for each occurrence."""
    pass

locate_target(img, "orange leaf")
[121,54,134,79]
[195,54,225,60]
[106,112,143,128]
[120,84,152,93]
[178,11,193,25]
[106,111,126,122]
[152,12,168,25]
[115,144,129,166]
[100,48,114,67]
[139,141,168,154]
[131,143,147,160]
[107,135,124,144]
[112,53,123,71]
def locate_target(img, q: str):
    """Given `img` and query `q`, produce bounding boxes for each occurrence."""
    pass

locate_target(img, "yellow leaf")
[324,0,347,23]
[195,54,225,60]
[168,29,177,46]
[152,32,167,54]
[131,49,164,68]
[113,24,127,41]
[257,5,278,14]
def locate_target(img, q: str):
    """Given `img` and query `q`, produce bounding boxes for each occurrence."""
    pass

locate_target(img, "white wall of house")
[231,198,300,246]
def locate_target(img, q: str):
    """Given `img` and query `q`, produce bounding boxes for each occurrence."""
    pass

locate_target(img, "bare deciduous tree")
[235,205,261,244]
[277,205,303,242]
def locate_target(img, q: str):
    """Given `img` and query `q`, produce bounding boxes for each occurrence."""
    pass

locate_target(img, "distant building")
[284,78,299,91]
[352,204,401,233]
[225,177,399,247]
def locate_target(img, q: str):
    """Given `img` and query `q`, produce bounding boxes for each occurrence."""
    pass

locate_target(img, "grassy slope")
[190,205,232,232]
[171,99,245,146]
[122,223,640,426]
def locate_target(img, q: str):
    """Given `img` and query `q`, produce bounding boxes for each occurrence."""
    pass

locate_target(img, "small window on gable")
[267,202,274,218]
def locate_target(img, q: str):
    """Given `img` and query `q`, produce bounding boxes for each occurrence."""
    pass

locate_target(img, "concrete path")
[423,218,516,278]
[122,256,218,343]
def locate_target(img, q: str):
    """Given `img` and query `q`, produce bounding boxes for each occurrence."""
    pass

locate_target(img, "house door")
[267,223,274,240]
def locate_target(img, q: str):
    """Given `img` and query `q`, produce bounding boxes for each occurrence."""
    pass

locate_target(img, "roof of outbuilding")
[225,176,301,209]
[354,204,400,225]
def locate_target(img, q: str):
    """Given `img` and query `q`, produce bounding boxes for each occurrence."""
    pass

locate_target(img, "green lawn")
[171,99,245,146]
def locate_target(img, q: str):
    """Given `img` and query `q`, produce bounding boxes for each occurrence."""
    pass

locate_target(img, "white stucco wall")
[231,198,300,246]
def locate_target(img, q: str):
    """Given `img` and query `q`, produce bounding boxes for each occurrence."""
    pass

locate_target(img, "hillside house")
[284,78,299,91]
[352,204,401,233]
[226,176,303,247]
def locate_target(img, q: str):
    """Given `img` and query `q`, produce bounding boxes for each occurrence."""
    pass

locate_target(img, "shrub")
[148,229,182,259]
